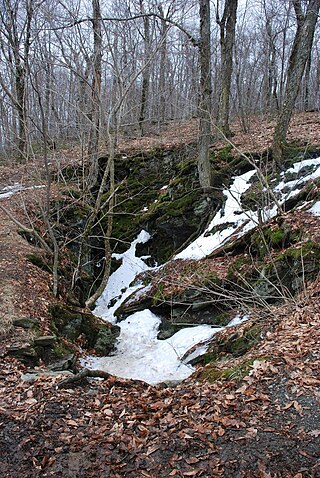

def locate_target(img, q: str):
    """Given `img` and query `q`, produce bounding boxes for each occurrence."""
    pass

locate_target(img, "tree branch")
[0,203,52,254]
[46,13,199,47]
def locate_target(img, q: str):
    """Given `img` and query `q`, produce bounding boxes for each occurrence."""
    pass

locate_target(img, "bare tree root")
[57,368,148,389]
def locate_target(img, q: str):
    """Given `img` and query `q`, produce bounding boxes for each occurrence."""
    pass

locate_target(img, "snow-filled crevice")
[87,229,249,385]
[86,157,320,385]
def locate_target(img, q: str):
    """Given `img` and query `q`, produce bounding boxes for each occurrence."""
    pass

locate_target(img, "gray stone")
[159,380,182,388]
[192,301,209,312]
[34,335,57,347]
[7,345,37,359]
[49,354,76,372]
[194,199,210,217]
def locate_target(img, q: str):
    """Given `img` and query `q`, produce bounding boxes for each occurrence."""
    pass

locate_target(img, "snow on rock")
[176,157,320,260]
[93,230,153,323]
[275,157,320,202]
[85,309,249,385]
[87,157,320,385]
[175,170,257,260]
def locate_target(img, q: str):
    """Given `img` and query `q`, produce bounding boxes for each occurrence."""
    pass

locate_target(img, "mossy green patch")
[200,358,255,382]
[155,190,199,220]
[250,224,292,258]
[279,144,320,168]
[275,241,320,263]
[202,324,261,366]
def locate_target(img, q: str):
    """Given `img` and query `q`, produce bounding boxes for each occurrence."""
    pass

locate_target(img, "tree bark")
[138,0,151,136]
[217,0,238,138]
[88,0,102,187]
[272,0,320,163]
[198,0,212,192]
[158,4,169,125]
[1,0,34,160]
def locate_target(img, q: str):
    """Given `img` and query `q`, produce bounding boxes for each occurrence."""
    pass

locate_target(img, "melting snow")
[227,314,249,327]
[83,309,224,385]
[176,157,320,260]
[93,230,153,323]
[0,183,23,200]
[0,183,45,201]
[175,170,257,259]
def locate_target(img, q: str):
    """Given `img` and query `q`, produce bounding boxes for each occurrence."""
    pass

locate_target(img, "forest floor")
[0,112,320,477]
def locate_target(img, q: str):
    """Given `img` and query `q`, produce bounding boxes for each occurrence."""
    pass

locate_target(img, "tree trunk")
[12,0,33,160]
[88,0,102,187]
[198,0,212,192]
[158,4,169,125]
[217,0,238,138]
[303,49,312,110]
[272,0,320,163]
[138,0,151,137]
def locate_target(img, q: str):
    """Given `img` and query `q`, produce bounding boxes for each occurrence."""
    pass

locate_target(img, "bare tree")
[0,0,35,159]
[216,0,238,137]
[138,0,151,135]
[273,0,320,163]
[87,0,102,187]
[198,0,212,191]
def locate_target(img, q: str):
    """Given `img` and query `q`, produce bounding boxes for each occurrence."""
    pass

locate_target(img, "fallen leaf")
[168,470,178,476]
[186,458,200,465]
[282,401,294,410]
[146,444,160,455]
[246,427,258,438]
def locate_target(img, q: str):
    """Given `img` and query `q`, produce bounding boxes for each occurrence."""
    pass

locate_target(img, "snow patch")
[308,201,320,217]
[85,309,248,385]
[93,230,153,323]
[227,314,249,327]
[0,183,45,201]
[83,309,222,385]
[87,157,320,385]
[175,170,257,259]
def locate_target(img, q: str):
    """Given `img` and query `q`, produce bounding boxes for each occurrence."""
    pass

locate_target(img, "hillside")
[0,113,320,477]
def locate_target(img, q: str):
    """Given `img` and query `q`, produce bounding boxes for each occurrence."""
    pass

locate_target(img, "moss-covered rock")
[253,241,320,300]
[50,303,120,355]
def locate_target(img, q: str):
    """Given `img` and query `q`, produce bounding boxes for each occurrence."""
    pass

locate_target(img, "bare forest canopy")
[0,0,319,159]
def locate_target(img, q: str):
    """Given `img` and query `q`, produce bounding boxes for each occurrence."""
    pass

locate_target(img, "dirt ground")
[0,113,319,477]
